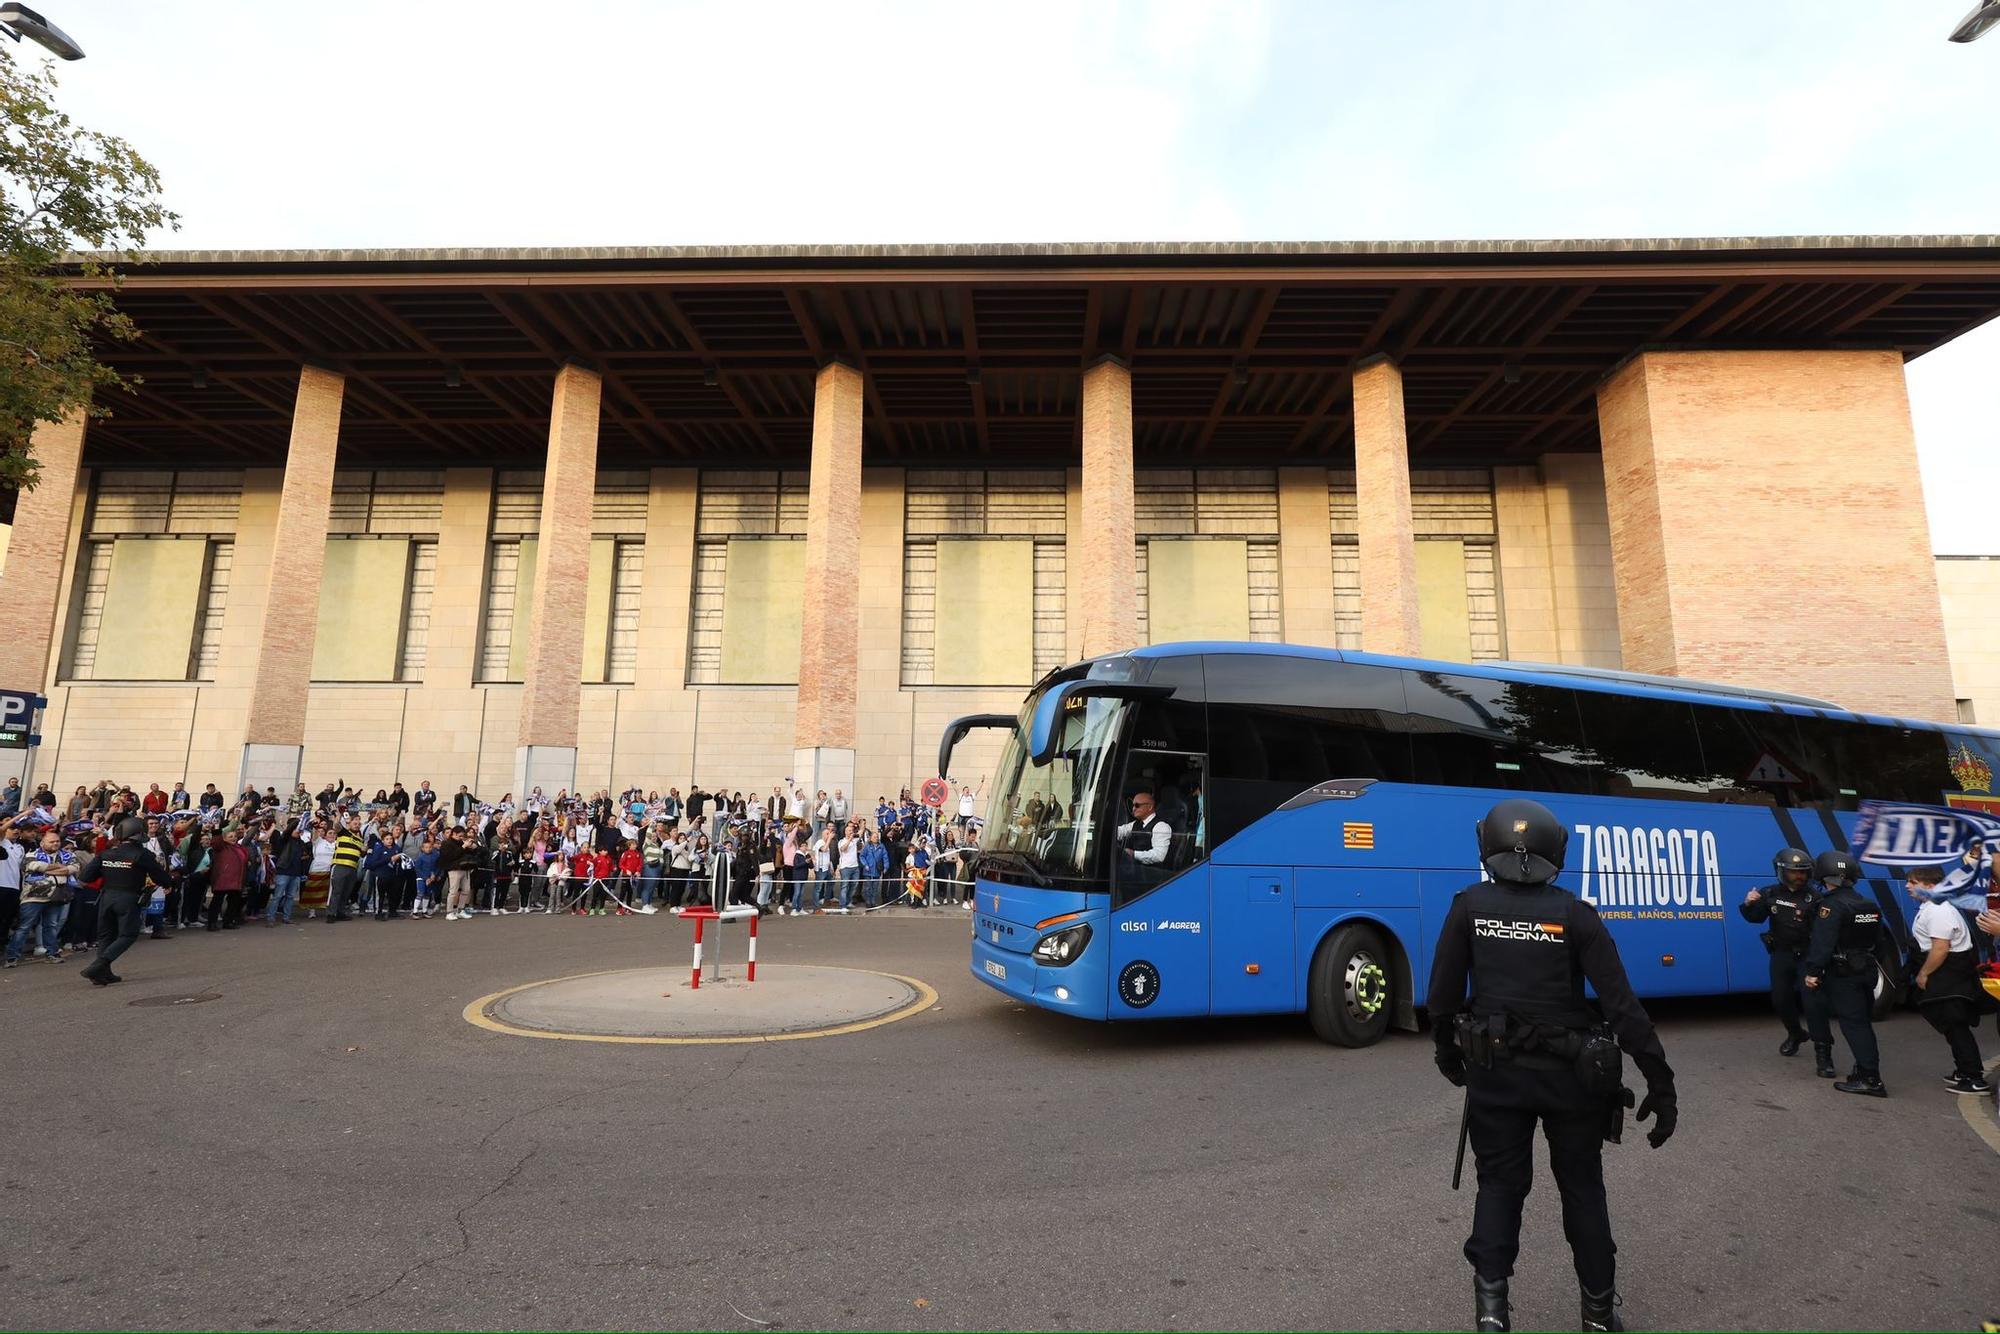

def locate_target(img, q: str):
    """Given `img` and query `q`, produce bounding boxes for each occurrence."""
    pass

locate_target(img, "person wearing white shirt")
[1114,788,1173,886]
[1905,867,1991,1095]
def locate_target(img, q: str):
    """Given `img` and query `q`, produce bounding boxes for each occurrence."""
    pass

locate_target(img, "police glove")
[1434,1042,1466,1088]
[1636,1088,1677,1149]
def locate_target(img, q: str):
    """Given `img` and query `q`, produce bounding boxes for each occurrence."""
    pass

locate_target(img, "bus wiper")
[980,847,1052,887]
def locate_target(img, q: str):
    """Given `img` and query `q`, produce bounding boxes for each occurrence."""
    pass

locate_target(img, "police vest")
[1829,887,1884,955]
[92,841,155,894]
[1760,882,1818,950]
[1462,880,1597,1031]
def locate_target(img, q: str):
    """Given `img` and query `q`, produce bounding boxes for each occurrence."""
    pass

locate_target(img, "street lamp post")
[0,3,83,59]
[1950,0,2000,42]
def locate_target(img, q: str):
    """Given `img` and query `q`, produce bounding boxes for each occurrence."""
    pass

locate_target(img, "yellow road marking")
[1962,1055,2000,1158]
[461,965,938,1046]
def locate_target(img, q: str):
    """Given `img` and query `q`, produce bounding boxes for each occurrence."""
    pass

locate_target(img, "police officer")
[1801,849,1887,1097]
[1430,799,1676,1334]
[1738,848,1826,1059]
[78,816,169,987]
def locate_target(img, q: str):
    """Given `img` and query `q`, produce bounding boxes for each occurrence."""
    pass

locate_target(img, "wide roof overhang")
[78,235,2000,470]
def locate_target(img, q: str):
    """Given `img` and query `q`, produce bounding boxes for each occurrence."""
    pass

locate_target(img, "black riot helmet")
[1813,849,1856,886]
[1478,799,1567,885]
[1773,848,1813,883]
[115,816,147,843]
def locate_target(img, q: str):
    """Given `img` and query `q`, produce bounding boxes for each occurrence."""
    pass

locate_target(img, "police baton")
[1451,1087,1470,1191]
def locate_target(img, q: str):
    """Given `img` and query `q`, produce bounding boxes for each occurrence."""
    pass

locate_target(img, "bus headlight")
[1032,923,1092,967]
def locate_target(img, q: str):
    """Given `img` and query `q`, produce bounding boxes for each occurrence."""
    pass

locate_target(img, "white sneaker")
[446,911,460,921]
[638,905,658,915]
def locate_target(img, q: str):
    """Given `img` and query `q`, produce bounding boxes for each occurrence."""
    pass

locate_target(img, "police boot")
[1812,1043,1836,1078]
[1581,1286,1623,1332]
[1474,1275,1510,1332]
[1778,1031,1807,1057]
[1834,1069,1887,1098]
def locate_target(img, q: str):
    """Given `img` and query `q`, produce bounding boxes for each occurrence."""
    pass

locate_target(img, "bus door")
[1107,748,1209,1017]
[1208,866,1295,1013]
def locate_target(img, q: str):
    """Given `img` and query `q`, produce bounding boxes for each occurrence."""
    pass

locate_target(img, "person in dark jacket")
[1430,799,1676,1334]
[1738,847,1825,1058]
[1802,850,1887,1098]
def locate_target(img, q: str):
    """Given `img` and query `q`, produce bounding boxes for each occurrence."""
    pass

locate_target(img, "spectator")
[859,829,889,908]
[204,827,249,930]
[168,781,191,812]
[5,830,70,966]
[1906,868,1992,1095]
[198,784,225,813]
[268,822,305,926]
[0,777,22,819]
[439,829,473,920]
[328,819,364,922]
[838,822,862,909]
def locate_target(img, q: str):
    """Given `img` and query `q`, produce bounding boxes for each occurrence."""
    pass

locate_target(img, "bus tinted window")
[1203,655,1415,845]
[1567,690,1714,801]
[1788,714,1951,807]
[1402,671,1601,795]
[1686,705,1801,806]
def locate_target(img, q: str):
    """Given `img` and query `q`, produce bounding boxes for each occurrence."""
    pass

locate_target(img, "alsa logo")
[1155,919,1201,934]
[1119,920,1148,932]
[1473,916,1566,945]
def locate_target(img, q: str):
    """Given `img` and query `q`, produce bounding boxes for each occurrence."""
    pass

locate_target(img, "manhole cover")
[128,992,222,1008]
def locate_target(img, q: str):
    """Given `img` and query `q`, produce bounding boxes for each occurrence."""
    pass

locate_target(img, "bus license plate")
[984,959,1007,980]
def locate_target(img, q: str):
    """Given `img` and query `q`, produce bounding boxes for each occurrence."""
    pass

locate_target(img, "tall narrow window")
[1136,469,1281,644]
[64,471,242,681]
[687,470,808,685]
[902,469,1065,686]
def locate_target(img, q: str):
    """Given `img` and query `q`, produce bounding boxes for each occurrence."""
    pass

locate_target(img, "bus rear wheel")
[1308,924,1393,1047]
[1869,939,1907,1021]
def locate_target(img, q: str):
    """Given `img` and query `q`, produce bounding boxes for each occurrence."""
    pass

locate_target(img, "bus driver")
[1116,788,1173,884]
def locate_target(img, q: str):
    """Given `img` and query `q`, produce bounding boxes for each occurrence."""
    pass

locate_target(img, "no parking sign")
[920,777,949,808]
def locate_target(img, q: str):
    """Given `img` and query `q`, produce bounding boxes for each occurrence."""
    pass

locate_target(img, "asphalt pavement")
[3,909,1995,1331]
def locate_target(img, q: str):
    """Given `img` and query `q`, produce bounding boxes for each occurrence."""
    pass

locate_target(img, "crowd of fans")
[0,774,985,965]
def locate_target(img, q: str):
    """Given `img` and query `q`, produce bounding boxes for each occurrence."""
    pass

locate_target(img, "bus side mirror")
[938,714,1018,781]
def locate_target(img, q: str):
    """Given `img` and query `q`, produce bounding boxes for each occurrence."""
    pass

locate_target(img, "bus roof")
[1115,641,1999,740]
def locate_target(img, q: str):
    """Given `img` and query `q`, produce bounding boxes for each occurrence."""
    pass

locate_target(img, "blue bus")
[940,643,2000,1045]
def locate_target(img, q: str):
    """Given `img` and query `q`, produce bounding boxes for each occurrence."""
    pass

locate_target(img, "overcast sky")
[44,0,2000,551]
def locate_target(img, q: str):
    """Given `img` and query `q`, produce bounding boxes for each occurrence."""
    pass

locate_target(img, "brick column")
[0,409,86,692]
[1351,356,1422,656]
[1597,349,1953,719]
[1078,356,1137,657]
[793,361,864,798]
[513,362,602,798]
[239,366,345,794]
[0,409,88,790]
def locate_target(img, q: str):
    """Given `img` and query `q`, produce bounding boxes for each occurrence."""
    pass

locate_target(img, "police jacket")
[1739,881,1819,953]
[1802,884,1884,981]
[77,838,166,895]
[1427,878,1674,1091]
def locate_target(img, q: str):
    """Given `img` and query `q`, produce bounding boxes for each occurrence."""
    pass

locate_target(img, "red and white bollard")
[678,904,758,989]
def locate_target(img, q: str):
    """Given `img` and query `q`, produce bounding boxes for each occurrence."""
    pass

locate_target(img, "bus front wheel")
[1308,924,1394,1047]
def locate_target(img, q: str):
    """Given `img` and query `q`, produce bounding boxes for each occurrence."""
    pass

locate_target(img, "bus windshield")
[982,688,1128,885]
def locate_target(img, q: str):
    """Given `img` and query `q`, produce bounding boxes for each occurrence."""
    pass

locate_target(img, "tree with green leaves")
[0,50,175,494]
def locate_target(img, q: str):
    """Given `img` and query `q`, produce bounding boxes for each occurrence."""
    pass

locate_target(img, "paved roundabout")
[466,963,936,1043]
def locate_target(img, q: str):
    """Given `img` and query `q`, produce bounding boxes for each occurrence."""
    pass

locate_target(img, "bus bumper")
[970,934,1107,1018]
